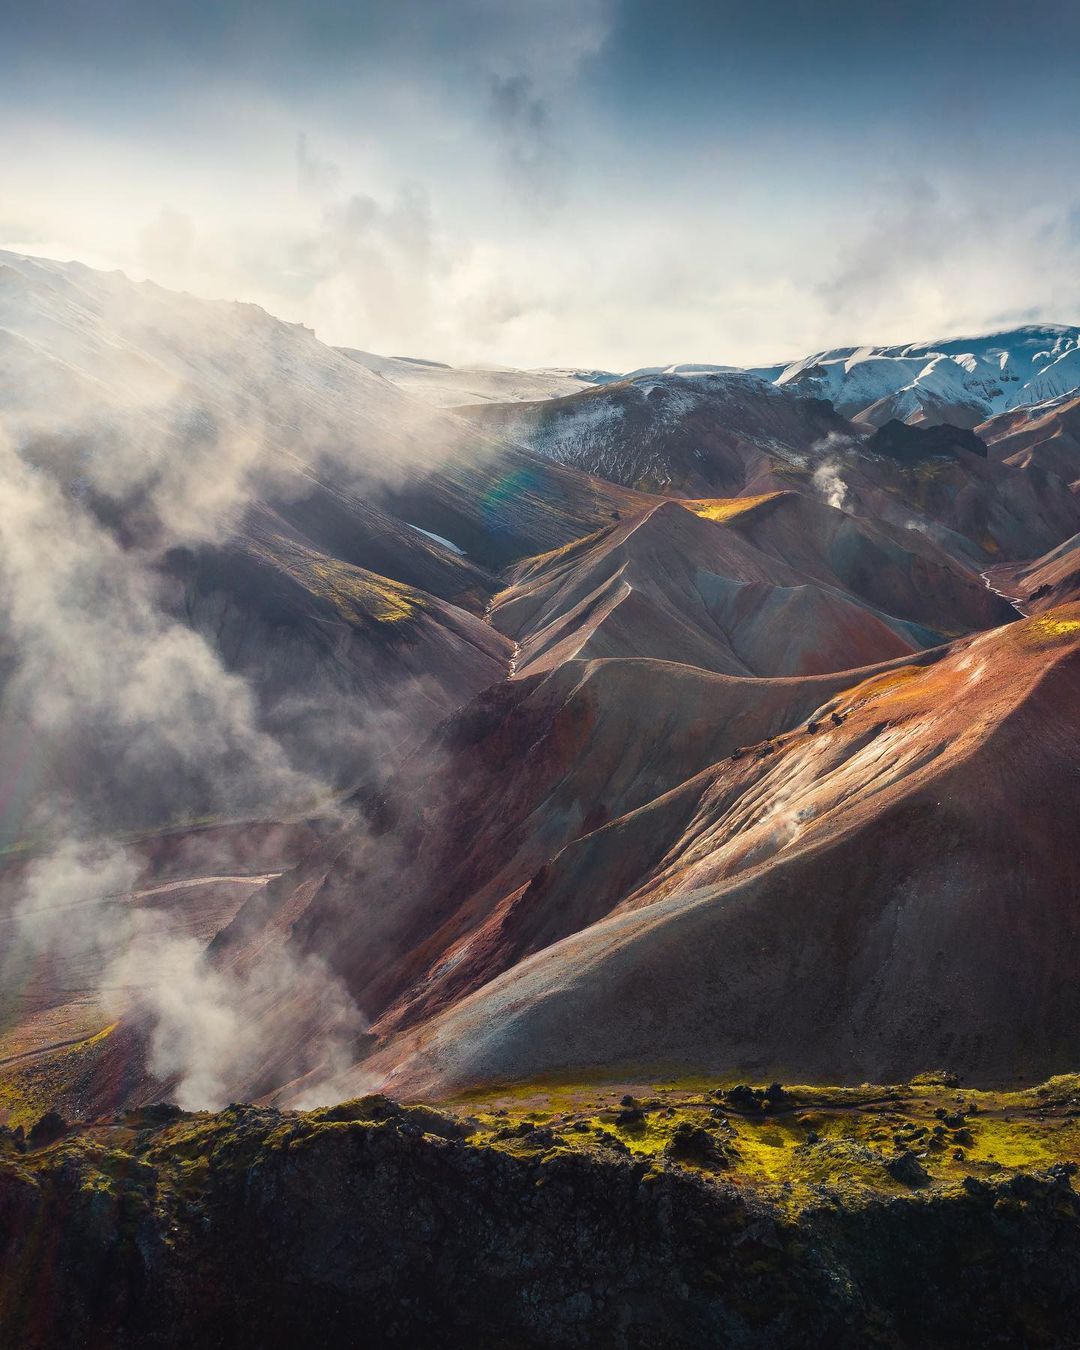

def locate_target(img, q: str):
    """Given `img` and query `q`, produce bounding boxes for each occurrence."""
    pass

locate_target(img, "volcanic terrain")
[3,253,1080,1240]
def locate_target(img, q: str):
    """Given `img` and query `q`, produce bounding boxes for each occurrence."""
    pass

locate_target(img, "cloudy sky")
[3,0,1080,369]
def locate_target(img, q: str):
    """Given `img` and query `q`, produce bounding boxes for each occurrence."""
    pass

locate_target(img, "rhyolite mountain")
[3,251,1080,1122]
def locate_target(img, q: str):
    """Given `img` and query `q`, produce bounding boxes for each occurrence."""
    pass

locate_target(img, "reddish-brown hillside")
[360,608,1080,1097]
[489,497,1005,679]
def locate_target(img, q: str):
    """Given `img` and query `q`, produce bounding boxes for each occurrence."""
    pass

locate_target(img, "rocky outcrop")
[2,1099,1080,1349]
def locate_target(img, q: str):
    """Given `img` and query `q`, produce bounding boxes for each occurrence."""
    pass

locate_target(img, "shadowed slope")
[689,490,1010,635]
[159,506,514,787]
[460,372,851,495]
[372,439,658,571]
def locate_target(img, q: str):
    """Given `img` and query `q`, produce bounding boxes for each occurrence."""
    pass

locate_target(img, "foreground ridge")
[3,1075,1080,1348]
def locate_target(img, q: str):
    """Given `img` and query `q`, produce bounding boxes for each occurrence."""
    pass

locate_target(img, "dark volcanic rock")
[3,1103,1080,1349]
[26,1112,68,1149]
[865,419,989,463]
[885,1150,930,1188]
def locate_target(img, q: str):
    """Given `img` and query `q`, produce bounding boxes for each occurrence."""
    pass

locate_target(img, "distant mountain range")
[342,323,1080,430]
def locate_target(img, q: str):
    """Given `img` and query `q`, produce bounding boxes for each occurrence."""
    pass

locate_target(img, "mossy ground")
[439,1072,1080,1213]
[0,1022,119,1130]
[4,1059,1080,1219]
[251,535,427,625]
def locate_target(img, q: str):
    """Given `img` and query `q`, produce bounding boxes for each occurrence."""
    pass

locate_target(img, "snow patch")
[406,523,466,556]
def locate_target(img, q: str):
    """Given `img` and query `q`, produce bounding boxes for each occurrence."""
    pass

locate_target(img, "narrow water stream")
[980,568,1028,618]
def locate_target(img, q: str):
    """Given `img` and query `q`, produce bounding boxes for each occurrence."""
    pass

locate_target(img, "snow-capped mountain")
[753,326,1080,428]
[358,325,1080,432]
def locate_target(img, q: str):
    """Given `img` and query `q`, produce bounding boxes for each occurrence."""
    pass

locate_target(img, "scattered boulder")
[725,1085,762,1110]
[886,1150,929,1187]
[132,1102,185,1127]
[664,1123,732,1169]
[496,1121,559,1148]
[27,1112,69,1149]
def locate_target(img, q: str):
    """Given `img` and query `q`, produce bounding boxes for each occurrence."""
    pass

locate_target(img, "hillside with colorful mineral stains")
[3,253,1080,1187]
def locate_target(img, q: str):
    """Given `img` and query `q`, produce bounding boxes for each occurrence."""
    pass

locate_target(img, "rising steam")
[0,251,489,1108]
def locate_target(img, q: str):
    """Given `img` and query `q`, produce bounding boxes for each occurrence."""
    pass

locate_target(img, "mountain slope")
[206,648,934,1094]
[979,392,1080,487]
[757,326,1080,428]
[160,512,514,787]
[0,251,649,821]
[366,607,1080,1096]
[985,532,1080,614]
[458,371,850,495]
[336,348,611,407]
[486,498,984,679]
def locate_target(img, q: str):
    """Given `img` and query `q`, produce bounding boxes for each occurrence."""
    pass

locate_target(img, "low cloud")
[487,73,568,213]
[0,439,321,837]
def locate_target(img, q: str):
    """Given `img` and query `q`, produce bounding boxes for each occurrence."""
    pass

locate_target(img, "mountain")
[754,326,1080,428]
[458,370,852,494]
[183,603,1080,1104]
[158,506,514,788]
[355,325,1080,435]
[197,648,923,1104]
[355,606,1080,1098]
[459,377,1080,565]
[487,495,1007,679]
[0,251,646,826]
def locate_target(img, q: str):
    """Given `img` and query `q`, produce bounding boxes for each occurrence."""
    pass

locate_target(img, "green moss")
[0,1022,118,1129]
[5,1068,1080,1225]
[249,536,427,625]
[432,1074,1080,1213]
